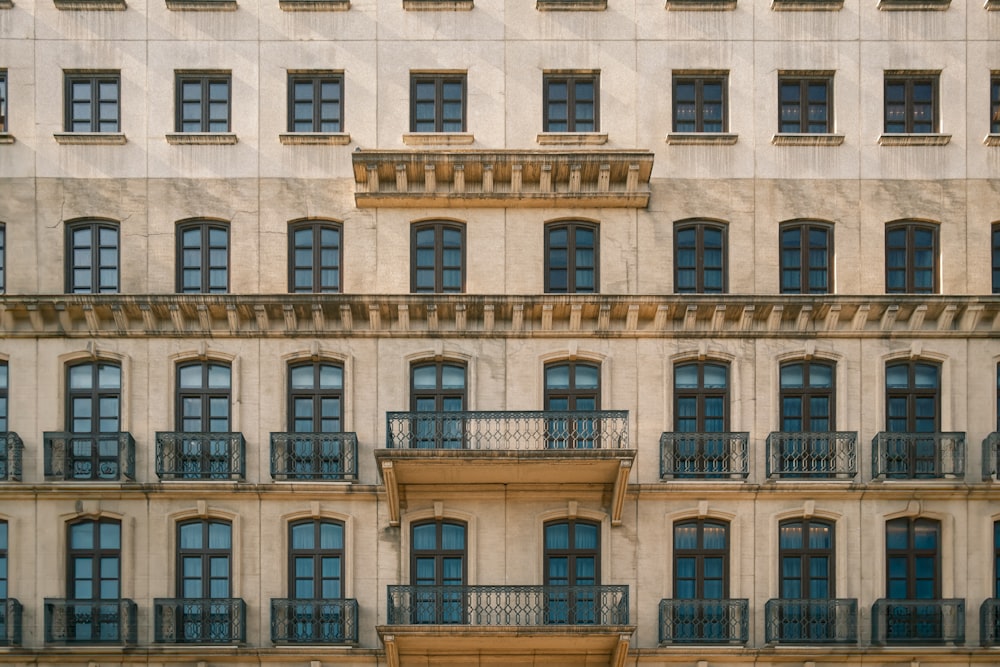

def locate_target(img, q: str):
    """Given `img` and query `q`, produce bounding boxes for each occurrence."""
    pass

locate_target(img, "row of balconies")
[5,595,1000,647]
[0,415,997,483]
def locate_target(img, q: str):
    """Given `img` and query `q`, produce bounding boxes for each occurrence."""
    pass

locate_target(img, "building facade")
[1,0,999,665]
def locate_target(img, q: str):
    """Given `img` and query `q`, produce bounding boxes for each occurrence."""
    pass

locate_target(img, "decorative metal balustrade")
[980,598,1000,646]
[765,432,857,479]
[385,411,629,450]
[658,599,749,644]
[983,433,1000,481]
[871,432,965,480]
[0,432,22,481]
[0,599,22,646]
[659,433,749,479]
[154,598,246,643]
[386,585,629,626]
[271,598,359,644]
[764,598,858,643]
[43,432,135,481]
[871,599,965,645]
[155,433,245,480]
[270,432,358,481]
[44,598,137,644]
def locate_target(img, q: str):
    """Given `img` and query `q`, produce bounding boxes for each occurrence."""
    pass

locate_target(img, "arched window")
[779,221,832,294]
[883,517,941,641]
[671,518,729,640]
[177,519,232,599]
[0,520,7,600]
[64,361,123,480]
[65,518,122,641]
[411,519,466,623]
[66,220,119,294]
[544,519,600,624]
[410,361,466,449]
[0,361,7,433]
[672,361,730,477]
[991,223,1000,294]
[777,360,837,477]
[675,221,726,294]
[545,221,598,294]
[289,519,344,599]
[0,222,6,293]
[885,221,938,294]
[411,221,464,293]
[544,361,600,449]
[177,221,229,294]
[176,361,231,432]
[883,360,939,478]
[779,519,834,598]
[288,362,343,433]
[288,220,342,293]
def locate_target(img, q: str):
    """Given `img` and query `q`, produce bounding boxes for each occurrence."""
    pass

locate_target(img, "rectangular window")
[288,73,343,133]
[0,70,7,133]
[177,221,229,294]
[289,221,342,293]
[545,222,598,294]
[780,222,832,294]
[410,73,466,133]
[65,73,120,133]
[411,221,465,293]
[67,221,119,294]
[673,74,727,133]
[0,224,5,294]
[543,73,598,132]
[884,74,938,134]
[993,224,1000,294]
[992,74,1000,135]
[778,74,831,134]
[176,72,231,133]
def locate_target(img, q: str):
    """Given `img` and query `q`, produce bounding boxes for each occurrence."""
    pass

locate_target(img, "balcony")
[871,432,965,480]
[980,598,1000,646]
[155,432,245,480]
[379,585,632,667]
[765,432,857,480]
[0,432,22,481]
[983,433,1000,481]
[658,599,749,644]
[871,599,965,645]
[0,599,22,646]
[43,432,135,481]
[270,432,358,481]
[44,599,137,644]
[659,432,749,480]
[271,598,359,644]
[376,410,634,526]
[154,598,246,643]
[764,598,858,644]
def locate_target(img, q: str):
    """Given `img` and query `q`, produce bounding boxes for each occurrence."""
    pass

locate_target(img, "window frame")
[410,518,467,624]
[0,70,8,133]
[778,518,834,598]
[543,518,601,586]
[287,361,344,433]
[992,223,1000,294]
[995,520,1000,599]
[67,518,122,601]
[885,360,940,433]
[885,221,938,294]
[542,72,600,133]
[674,220,727,294]
[176,519,233,599]
[885,517,940,599]
[0,360,7,433]
[175,361,232,433]
[176,220,229,294]
[992,73,1000,135]
[287,72,344,134]
[777,73,832,134]
[410,360,467,413]
[0,520,7,600]
[64,72,121,133]
[884,73,939,134]
[544,361,600,412]
[674,361,729,432]
[409,73,467,133]
[544,221,599,294]
[66,219,120,294]
[410,221,465,294]
[174,72,232,133]
[0,223,5,294]
[779,360,835,432]
[288,220,342,294]
[288,518,345,600]
[779,221,832,294]
[673,518,729,599]
[672,73,728,133]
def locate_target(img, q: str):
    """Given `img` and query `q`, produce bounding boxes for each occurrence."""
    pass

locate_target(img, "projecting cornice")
[351,149,653,208]
[0,295,997,339]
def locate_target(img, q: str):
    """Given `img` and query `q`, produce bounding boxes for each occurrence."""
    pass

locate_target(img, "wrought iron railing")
[271,598,359,643]
[0,598,22,646]
[658,599,749,644]
[980,598,1000,646]
[871,598,965,644]
[983,433,1000,481]
[0,432,22,481]
[270,432,358,481]
[871,432,965,479]
[385,410,629,450]
[155,433,245,480]
[765,432,857,479]
[154,598,246,643]
[764,598,858,643]
[43,432,135,481]
[44,598,137,644]
[386,585,629,626]
[660,432,749,479]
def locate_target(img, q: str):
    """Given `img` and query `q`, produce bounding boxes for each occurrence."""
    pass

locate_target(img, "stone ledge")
[877,0,949,8]
[0,133,14,144]
[666,132,738,145]
[165,132,238,145]
[403,0,473,9]
[54,132,127,145]
[402,132,475,146]
[54,0,126,8]
[771,133,845,146]
[988,0,999,9]
[771,0,842,9]
[984,134,1000,146]
[0,0,14,7]
[878,133,951,146]
[666,0,736,9]
[536,0,606,9]
[279,132,351,145]
[536,132,608,146]
[165,0,237,9]
[279,0,349,8]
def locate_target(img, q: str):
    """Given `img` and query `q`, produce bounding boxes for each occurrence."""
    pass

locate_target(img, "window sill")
[878,133,951,146]
[279,0,349,8]
[771,0,842,9]
[665,0,736,10]
[771,133,844,146]
[666,132,738,145]
[877,0,949,8]
[280,132,351,145]
[54,132,128,145]
[165,0,237,9]
[536,0,606,9]
[0,133,14,144]
[402,132,474,146]
[54,0,127,8]
[536,132,608,146]
[166,132,238,145]
[403,0,473,9]
[984,134,1000,146]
